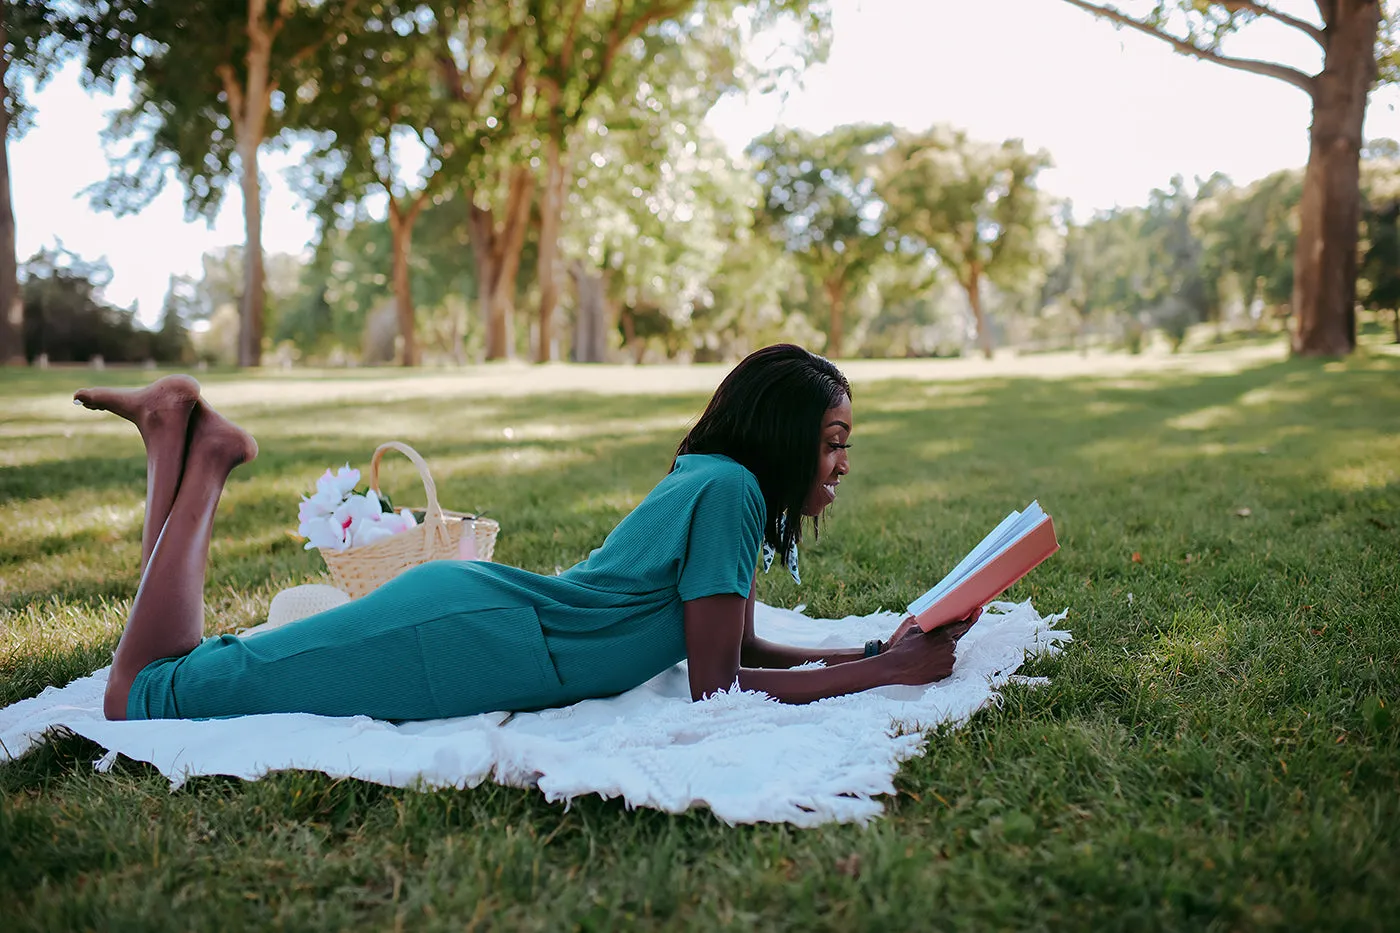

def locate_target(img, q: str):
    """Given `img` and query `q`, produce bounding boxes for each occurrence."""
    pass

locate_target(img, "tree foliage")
[1056,0,1399,356]
[748,123,894,357]
[20,246,188,363]
[879,127,1052,358]
[3,0,74,364]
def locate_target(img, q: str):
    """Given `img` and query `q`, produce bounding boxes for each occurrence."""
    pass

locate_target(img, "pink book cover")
[913,515,1060,632]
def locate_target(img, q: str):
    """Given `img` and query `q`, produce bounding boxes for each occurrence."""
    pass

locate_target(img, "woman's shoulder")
[672,453,759,491]
[670,454,763,515]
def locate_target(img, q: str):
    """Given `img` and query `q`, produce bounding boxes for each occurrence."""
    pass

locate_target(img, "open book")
[908,501,1060,632]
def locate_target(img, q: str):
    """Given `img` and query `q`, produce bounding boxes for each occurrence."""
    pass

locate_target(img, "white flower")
[295,468,417,552]
[301,517,349,551]
[317,465,360,501]
[333,492,384,542]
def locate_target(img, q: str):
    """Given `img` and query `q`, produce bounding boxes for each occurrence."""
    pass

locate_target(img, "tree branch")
[561,0,588,67]
[1060,0,1317,95]
[579,0,689,120]
[1228,2,1325,46]
[286,0,363,70]
[216,62,247,130]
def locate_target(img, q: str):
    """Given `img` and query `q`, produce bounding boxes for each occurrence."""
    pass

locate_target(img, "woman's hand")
[878,613,979,686]
[886,606,982,649]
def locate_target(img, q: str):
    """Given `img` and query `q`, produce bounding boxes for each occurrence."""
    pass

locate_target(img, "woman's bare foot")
[74,374,201,442]
[186,399,259,473]
[75,376,204,572]
[103,400,257,721]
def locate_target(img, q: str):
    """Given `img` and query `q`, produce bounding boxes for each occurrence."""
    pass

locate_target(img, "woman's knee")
[103,678,130,720]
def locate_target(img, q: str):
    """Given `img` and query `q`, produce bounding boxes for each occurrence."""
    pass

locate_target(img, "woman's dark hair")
[674,344,851,557]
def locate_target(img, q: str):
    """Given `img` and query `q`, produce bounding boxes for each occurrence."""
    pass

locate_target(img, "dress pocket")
[415,605,563,718]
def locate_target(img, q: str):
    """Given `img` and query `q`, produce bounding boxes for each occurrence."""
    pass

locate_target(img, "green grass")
[2,349,1399,931]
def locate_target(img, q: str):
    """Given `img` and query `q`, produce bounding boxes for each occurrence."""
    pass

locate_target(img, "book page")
[908,502,1046,617]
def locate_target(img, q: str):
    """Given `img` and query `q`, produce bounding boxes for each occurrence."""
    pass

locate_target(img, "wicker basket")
[319,441,499,598]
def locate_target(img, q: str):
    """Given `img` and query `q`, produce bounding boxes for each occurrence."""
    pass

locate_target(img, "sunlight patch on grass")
[3,500,144,542]
[912,438,971,461]
[423,447,594,481]
[1,594,127,658]
[569,490,644,516]
[1235,384,1316,410]
[865,478,954,508]
[1328,463,1398,492]
[1167,405,1239,432]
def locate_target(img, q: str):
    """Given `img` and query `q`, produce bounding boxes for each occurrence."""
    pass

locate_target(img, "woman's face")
[802,393,853,516]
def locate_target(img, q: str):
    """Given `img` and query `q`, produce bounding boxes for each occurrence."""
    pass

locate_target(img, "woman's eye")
[828,442,852,451]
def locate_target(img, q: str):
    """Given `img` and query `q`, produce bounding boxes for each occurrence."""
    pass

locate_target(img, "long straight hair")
[674,344,851,557]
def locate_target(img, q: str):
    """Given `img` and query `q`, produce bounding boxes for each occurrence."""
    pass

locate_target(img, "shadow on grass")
[3,354,1398,903]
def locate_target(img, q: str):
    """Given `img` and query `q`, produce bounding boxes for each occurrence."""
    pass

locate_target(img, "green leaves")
[747,123,895,294]
[3,0,73,138]
[879,127,1052,291]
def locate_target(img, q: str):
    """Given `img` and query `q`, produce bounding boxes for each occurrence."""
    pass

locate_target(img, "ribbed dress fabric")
[127,454,766,721]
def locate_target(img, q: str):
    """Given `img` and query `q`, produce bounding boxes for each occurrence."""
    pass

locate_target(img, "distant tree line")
[1,1,1396,365]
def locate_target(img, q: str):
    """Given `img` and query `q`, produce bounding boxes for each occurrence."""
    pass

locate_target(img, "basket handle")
[368,441,452,555]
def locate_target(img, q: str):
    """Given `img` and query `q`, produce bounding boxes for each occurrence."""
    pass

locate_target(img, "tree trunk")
[536,133,569,363]
[236,133,266,368]
[966,263,993,359]
[823,278,845,358]
[0,35,23,366]
[468,167,535,361]
[620,306,645,363]
[387,197,425,366]
[571,261,610,363]
[1291,0,1380,357]
[1392,305,1399,344]
[222,0,279,369]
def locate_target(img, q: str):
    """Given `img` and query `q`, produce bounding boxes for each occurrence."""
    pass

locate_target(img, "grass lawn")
[2,345,1398,931]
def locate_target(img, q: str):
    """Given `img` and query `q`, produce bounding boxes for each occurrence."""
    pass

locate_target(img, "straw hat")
[244,584,352,637]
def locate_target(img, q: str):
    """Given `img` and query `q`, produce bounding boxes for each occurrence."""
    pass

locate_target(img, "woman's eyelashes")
[827,442,852,451]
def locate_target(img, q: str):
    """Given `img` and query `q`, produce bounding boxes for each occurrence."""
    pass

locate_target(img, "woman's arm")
[738,573,928,669]
[739,574,868,668]
[686,592,972,704]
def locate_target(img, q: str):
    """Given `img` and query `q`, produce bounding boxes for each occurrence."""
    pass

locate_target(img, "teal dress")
[126,454,766,721]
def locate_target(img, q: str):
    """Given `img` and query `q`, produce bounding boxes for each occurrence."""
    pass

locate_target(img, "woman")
[79,345,975,723]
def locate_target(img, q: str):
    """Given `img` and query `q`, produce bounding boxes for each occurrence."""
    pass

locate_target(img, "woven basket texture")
[319,441,499,598]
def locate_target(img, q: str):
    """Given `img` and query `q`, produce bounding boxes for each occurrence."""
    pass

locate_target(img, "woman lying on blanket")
[79,344,977,722]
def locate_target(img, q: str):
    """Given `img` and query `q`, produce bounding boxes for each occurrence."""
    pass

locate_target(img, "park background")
[3,2,1399,930]
[3,0,1399,367]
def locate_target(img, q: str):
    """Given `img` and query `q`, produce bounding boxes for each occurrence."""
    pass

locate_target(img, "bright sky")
[10,0,1400,326]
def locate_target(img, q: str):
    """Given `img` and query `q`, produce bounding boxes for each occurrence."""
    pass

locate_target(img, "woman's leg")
[103,400,258,720]
[74,375,201,573]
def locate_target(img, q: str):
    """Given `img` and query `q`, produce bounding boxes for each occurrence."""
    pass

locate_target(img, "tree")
[1359,153,1400,339]
[289,2,462,366]
[564,94,759,362]
[1042,205,1152,350]
[76,0,357,367]
[422,2,538,362]
[748,124,895,357]
[1057,0,1398,356]
[524,0,831,362]
[1195,170,1303,322]
[1139,176,1224,348]
[1,1,68,365]
[20,246,183,363]
[878,126,1051,359]
[557,4,785,363]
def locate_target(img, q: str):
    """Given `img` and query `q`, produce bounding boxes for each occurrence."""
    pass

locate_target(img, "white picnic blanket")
[0,598,1070,826]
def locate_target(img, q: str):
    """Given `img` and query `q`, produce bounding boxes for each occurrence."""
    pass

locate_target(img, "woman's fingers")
[888,615,919,645]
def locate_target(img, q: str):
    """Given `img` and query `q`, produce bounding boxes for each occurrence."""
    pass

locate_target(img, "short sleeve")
[677,465,765,602]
